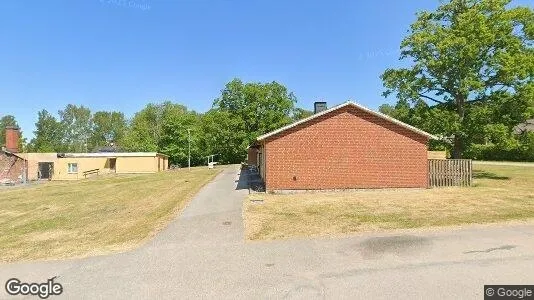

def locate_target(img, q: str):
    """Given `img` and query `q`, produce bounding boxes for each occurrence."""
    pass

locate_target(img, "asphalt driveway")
[1,165,534,299]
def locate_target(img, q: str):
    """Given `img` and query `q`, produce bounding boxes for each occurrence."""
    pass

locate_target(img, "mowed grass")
[244,164,534,240]
[0,167,222,263]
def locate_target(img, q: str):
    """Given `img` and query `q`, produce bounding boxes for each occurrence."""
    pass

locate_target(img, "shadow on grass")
[473,170,510,180]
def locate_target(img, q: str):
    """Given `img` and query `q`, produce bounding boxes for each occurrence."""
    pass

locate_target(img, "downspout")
[23,159,28,184]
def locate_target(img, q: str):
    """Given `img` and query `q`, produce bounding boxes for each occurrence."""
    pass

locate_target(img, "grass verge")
[0,167,222,263]
[244,164,534,240]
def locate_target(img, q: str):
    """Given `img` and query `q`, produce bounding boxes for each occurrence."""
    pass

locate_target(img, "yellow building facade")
[19,152,169,181]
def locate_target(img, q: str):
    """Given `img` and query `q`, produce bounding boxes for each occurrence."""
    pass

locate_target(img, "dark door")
[109,158,117,172]
[38,162,54,179]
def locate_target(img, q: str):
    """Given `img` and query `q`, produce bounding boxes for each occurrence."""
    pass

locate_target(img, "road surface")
[1,165,533,299]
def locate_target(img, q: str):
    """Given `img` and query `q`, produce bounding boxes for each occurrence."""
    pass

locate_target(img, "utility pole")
[187,129,191,170]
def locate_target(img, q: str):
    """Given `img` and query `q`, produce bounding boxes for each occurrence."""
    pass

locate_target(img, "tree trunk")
[452,94,466,159]
[453,135,463,159]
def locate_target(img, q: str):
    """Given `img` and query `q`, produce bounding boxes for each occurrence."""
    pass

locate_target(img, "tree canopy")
[90,111,127,150]
[209,78,298,163]
[28,110,65,152]
[59,104,93,152]
[381,0,533,158]
[20,79,302,165]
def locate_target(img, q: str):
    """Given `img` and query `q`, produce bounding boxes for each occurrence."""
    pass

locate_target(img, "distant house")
[249,101,437,191]
[514,119,534,134]
[20,152,169,181]
[0,127,169,182]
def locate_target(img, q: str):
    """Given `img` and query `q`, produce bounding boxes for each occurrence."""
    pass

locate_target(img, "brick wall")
[264,105,429,190]
[0,152,25,183]
[5,127,20,153]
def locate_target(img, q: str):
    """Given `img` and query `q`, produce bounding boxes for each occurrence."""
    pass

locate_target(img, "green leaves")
[24,78,302,165]
[90,111,127,150]
[59,104,93,152]
[29,107,127,153]
[200,109,248,164]
[121,102,200,165]
[381,0,533,157]
[292,108,314,121]
[28,110,65,152]
[209,78,298,163]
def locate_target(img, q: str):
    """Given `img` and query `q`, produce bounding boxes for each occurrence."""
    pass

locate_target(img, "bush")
[465,133,534,161]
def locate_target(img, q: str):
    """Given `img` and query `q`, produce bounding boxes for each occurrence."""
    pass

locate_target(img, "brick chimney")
[5,126,20,153]
[314,101,327,114]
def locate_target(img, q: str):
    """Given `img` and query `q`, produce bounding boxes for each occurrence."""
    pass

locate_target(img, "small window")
[68,163,78,174]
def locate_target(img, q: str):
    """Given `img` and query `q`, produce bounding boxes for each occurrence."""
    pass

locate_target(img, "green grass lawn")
[244,164,534,240]
[0,167,221,263]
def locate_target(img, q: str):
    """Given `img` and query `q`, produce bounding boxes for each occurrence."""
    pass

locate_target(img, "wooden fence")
[428,159,472,187]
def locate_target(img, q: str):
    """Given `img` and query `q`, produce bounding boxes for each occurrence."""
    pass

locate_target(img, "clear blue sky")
[1,0,529,139]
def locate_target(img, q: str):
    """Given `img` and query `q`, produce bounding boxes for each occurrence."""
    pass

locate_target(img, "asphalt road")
[1,165,533,299]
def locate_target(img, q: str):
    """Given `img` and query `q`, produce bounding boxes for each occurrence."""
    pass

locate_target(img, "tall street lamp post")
[187,129,191,170]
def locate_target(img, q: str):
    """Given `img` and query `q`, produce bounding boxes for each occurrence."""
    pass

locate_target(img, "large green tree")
[380,86,534,160]
[381,0,533,158]
[200,109,247,164]
[210,78,297,163]
[28,110,65,152]
[121,103,164,152]
[59,104,93,152]
[89,111,127,150]
[158,104,203,166]
[122,101,203,166]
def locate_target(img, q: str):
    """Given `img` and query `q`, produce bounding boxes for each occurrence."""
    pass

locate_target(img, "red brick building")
[250,101,437,191]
